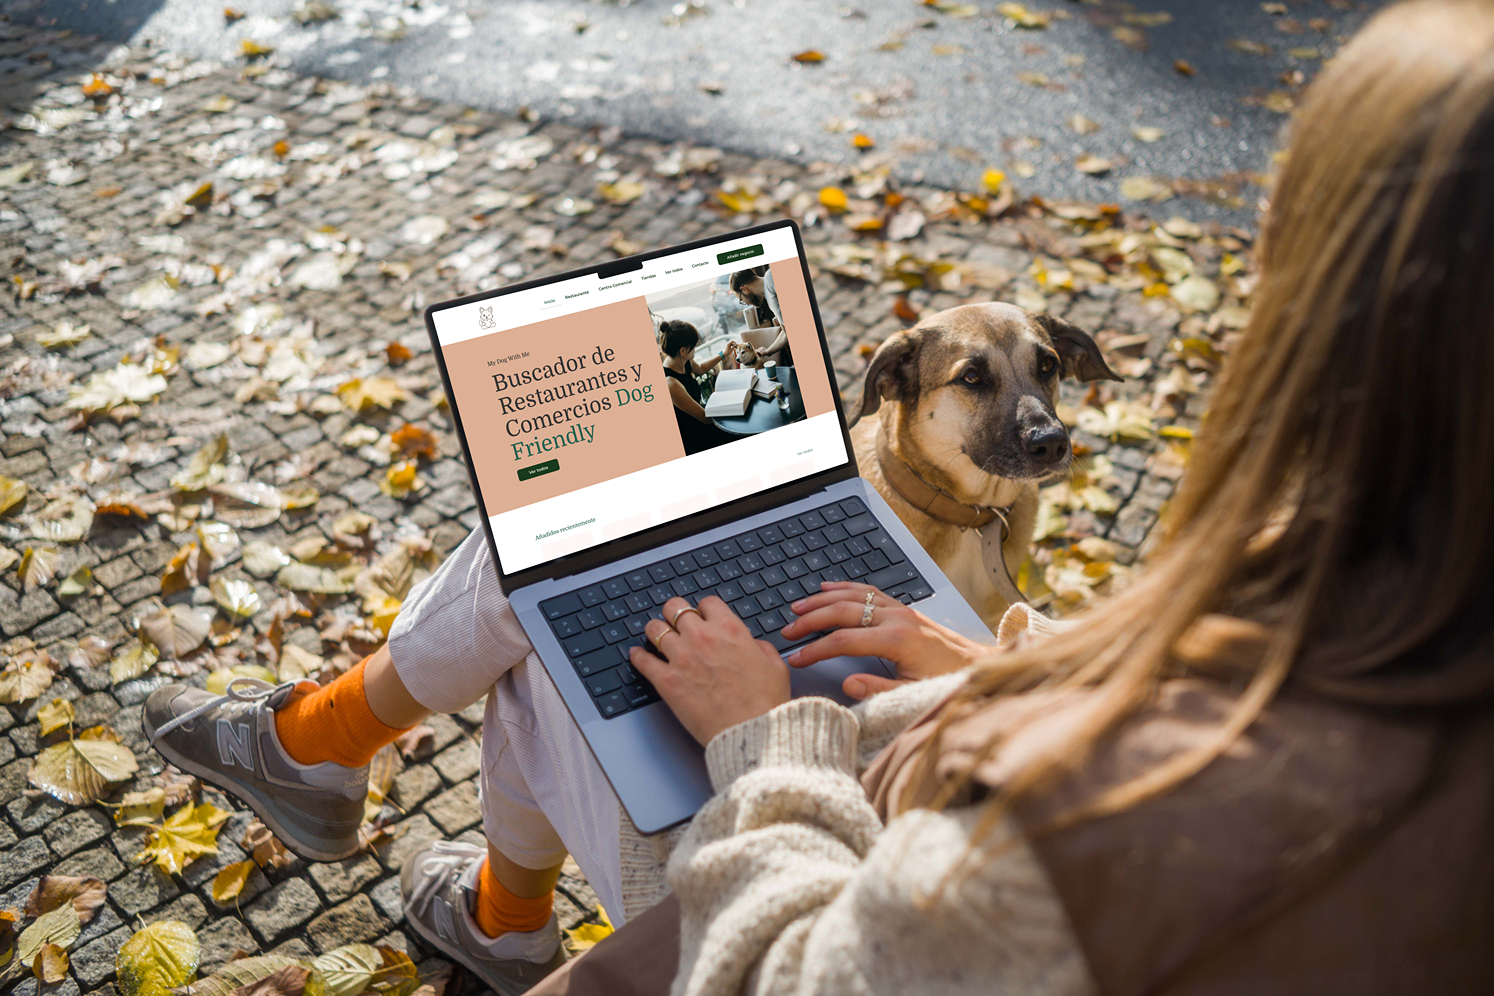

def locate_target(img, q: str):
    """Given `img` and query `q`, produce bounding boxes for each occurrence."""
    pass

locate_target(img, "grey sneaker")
[142,678,367,862]
[401,841,568,995]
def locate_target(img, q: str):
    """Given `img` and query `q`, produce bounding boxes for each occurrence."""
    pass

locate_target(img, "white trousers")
[387,528,629,923]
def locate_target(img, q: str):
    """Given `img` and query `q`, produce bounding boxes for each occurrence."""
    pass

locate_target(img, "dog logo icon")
[478,306,495,330]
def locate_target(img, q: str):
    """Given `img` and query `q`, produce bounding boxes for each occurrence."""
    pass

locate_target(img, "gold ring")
[860,591,876,628]
[670,605,704,628]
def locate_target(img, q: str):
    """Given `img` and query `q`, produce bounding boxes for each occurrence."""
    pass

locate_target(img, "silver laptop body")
[426,220,993,834]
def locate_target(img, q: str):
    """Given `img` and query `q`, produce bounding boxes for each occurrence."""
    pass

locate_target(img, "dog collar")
[874,428,1029,607]
[874,428,1013,534]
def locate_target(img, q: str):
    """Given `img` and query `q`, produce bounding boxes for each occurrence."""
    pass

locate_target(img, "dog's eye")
[1039,352,1059,377]
[960,368,982,386]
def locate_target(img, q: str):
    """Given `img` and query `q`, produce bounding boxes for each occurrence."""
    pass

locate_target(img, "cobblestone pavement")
[0,22,1245,996]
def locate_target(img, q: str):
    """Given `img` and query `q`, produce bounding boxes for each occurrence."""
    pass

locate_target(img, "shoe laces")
[408,841,483,932]
[151,677,282,740]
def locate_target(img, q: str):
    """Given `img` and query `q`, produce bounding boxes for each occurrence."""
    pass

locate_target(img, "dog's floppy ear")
[1034,314,1123,383]
[852,331,921,426]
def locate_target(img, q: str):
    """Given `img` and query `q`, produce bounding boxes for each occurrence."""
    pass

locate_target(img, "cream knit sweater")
[619,605,1097,995]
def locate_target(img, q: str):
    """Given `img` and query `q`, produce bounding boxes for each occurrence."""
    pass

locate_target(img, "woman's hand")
[630,596,791,746]
[779,582,989,700]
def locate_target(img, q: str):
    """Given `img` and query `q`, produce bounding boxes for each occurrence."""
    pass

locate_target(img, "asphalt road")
[30,0,1387,224]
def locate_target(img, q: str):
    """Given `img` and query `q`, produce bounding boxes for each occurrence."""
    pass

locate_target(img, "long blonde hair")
[921,0,1494,834]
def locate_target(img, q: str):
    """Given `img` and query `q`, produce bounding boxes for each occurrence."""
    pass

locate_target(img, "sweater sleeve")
[666,697,1095,996]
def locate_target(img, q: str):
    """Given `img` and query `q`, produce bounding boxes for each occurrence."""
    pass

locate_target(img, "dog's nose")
[1022,425,1069,465]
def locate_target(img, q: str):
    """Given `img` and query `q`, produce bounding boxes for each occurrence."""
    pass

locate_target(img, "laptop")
[425,220,993,834]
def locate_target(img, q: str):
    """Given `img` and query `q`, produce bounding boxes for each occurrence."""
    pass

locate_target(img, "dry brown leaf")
[226,963,310,996]
[385,342,412,366]
[1075,154,1114,175]
[30,496,95,543]
[33,941,69,983]
[208,482,284,529]
[210,578,262,619]
[172,434,229,491]
[114,787,167,826]
[25,875,107,925]
[161,542,209,596]
[154,768,202,808]
[241,820,294,871]
[110,641,160,685]
[393,725,435,760]
[791,49,825,63]
[28,727,139,805]
[276,645,323,682]
[0,651,55,705]
[389,424,438,462]
[140,604,213,660]
[37,697,74,736]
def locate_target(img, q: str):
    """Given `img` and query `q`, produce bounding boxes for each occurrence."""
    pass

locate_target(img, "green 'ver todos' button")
[518,459,560,481]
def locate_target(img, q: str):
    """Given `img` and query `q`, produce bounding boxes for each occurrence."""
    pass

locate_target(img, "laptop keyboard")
[541,497,933,720]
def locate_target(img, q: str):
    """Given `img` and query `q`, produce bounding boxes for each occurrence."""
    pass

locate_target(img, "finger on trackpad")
[788,654,894,705]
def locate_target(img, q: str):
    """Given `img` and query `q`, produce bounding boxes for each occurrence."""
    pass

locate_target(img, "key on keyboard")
[541,498,932,719]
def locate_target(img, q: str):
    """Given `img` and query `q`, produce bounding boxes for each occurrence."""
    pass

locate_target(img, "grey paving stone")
[0,836,52,889]
[375,814,443,873]
[392,764,441,810]
[424,781,481,835]
[307,894,393,953]
[52,848,126,884]
[43,808,112,857]
[424,713,464,754]
[308,853,382,905]
[144,893,209,930]
[197,915,261,973]
[369,875,405,924]
[77,902,126,948]
[243,877,321,946]
[12,973,81,996]
[431,740,480,784]
[72,925,131,987]
[268,937,317,962]
[110,865,182,917]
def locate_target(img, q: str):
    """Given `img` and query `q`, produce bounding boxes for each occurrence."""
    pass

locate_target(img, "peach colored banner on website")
[441,297,684,511]
[769,259,836,418]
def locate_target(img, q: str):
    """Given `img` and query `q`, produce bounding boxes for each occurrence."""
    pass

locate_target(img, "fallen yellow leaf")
[337,377,408,413]
[211,861,255,904]
[135,802,231,875]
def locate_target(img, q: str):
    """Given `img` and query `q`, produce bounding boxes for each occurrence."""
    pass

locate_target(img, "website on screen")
[430,229,849,573]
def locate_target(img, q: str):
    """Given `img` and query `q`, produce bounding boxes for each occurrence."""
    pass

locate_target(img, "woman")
[621,0,1494,989]
[730,266,793,370]
[660,318,736,455]
[144,2,1492,991]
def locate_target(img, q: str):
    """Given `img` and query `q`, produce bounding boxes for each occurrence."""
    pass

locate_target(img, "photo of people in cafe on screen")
[647,267,807,456]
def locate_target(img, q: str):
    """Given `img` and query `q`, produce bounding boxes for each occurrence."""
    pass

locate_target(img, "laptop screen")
[429,227,850,575]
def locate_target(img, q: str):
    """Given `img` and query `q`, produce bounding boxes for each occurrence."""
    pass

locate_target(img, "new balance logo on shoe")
[217,720,254,770]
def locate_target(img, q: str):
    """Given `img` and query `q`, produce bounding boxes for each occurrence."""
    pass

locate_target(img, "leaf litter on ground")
[29,725,140,804]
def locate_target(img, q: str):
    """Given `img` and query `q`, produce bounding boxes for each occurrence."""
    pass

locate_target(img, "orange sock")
[472,857,554,939]
[274,658,409,768]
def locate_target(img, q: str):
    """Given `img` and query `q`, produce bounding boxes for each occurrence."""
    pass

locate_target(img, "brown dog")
[850,302,1121,630]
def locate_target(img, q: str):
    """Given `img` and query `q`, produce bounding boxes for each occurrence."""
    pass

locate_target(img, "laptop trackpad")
[788,655,896,707]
